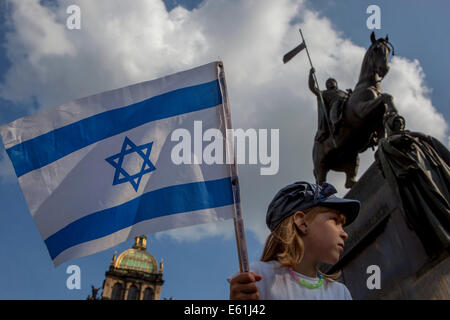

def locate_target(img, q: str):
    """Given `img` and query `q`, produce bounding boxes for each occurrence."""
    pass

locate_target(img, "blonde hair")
[261,206,343,282]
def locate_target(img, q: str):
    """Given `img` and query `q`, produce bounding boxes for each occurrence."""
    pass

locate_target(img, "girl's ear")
[293,211,308,234]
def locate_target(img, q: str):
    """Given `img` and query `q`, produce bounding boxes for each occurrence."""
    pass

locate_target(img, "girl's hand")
[229,272,262,300]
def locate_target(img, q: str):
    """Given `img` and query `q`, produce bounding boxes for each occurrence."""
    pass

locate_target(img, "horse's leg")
[350,94,394,146]
[313,158,327,186]
[344,154,359,189]
[313,142,329,186]
[356,95,388,119]
[375,94,396,141]
[382,93,398,114]
[315,164,328,186]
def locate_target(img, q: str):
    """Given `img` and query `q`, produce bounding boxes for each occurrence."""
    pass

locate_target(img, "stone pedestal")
[325,163,449,299]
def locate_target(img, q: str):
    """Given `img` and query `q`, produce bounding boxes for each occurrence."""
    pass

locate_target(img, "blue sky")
[0,0,448,300]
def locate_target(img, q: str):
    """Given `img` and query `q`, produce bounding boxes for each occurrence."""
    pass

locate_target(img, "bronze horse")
[313,32,398,188]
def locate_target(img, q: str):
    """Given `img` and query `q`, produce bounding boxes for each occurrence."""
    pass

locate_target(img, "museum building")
[100,235,164,300]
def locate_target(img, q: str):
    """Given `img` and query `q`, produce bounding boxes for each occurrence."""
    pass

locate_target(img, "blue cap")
[266,181,360,232]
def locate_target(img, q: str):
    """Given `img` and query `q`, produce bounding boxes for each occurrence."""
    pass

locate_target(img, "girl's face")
[296,208,348,265]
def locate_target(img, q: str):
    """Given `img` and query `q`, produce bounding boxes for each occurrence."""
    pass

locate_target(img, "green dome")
[115,248,157,274]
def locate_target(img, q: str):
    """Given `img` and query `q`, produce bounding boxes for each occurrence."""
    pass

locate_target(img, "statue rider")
[308,68,350,142]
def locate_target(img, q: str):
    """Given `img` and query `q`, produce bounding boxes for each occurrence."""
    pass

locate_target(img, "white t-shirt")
[234,260,352,300]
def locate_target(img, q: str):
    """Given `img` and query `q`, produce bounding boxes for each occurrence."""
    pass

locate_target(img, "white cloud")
[383,57,447,139]
[155,219,235,243]
[1,0,75,105]
[0,0,448,244]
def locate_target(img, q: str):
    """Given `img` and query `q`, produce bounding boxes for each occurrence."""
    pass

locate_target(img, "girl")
[229,181,360,300]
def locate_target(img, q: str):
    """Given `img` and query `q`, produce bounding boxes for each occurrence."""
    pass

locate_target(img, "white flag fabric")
[0,61,237,266]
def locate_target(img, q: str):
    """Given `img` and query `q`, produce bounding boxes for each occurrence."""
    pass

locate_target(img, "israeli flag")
[0,61,238,266]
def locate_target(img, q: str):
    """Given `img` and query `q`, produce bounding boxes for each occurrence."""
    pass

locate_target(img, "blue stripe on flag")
[44,177,235,260]
[7,80,222,178]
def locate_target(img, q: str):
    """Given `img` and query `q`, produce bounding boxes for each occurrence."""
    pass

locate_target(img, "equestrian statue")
[284,30,398,188]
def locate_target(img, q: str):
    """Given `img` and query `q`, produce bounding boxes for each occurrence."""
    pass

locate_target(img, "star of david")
[105,136,156,192]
